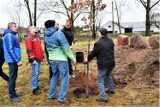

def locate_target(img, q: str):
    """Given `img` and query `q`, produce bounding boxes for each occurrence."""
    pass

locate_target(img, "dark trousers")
[0,59,9,81]
[8,63,18,99]
[68,57,73,75]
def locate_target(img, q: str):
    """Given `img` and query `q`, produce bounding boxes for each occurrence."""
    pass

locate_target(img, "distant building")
[101,21,160,33]
[102,21,125,33]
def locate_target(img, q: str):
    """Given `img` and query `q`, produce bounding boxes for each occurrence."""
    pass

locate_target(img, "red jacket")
[25,33,44,62]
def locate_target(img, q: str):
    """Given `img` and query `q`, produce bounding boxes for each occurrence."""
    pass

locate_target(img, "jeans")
[97,69,114,100]
[8,63,18,99]
[48,60,69,102]
[0,59,9,81]
[106,71,115,91]
[31,62,41,91]
[49,65,52,80]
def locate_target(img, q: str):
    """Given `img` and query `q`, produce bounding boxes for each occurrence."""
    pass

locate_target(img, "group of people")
[0,19,115,104]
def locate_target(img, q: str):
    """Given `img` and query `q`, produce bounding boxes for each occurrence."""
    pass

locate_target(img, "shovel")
[85,36,90,98]
[73,39,77,78]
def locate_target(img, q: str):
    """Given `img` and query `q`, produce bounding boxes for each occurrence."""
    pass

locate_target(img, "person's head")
[8,22,18,32]
[44,20,56,28]
[29,26,37,34]
[55,22,59,30]
[98,28,108,38]
[65,19,72,29]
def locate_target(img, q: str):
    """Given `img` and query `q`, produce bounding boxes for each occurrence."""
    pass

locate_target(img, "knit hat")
[44,20,55,28]
[99,28,108,36]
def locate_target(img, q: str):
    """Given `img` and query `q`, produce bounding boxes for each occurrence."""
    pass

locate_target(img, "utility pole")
[112,1,115,33]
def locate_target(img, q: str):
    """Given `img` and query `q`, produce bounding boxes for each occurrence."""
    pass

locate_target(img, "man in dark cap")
[84,28,115,102]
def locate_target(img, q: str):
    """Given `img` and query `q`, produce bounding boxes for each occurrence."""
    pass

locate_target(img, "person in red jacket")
[25,26,44,95]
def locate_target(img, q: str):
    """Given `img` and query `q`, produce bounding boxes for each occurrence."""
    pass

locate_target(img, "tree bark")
[145,0,150,36]
[92,0,96,39]
[24,0,32,26]
[114,0,121,34]
[34,0,37,26]
[71,0,74,31]
[139,0,160,36]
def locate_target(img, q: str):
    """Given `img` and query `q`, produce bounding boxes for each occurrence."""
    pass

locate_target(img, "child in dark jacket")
[84,28,115,102]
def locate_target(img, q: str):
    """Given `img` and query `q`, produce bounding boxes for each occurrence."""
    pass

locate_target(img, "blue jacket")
[44,27,74,61]
[3,29,21,63]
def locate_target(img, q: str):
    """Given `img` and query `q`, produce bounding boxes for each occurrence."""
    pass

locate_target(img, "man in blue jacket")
[3,22,23,102]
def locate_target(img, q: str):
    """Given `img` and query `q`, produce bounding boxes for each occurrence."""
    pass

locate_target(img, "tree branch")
[150,0,160,9]
[60,0,71,19]
[139,0,147,8]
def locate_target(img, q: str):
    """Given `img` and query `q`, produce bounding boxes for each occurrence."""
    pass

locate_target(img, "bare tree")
[8,0,28,41]
[41,0,82,29]
[69,0,106,39]
[150,11,160,28]
[23,0,46,26]
[138,0,160,36]
[114,0,121,34]
[24,0,33,26]
[34,0,37,26]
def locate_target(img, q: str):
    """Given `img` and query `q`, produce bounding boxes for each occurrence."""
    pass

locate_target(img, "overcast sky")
[0,0,159,28]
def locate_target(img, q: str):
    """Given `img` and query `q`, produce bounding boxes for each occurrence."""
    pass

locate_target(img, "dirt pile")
[113,45,159,88]
[70,41,159,98]
[69,72,99,98]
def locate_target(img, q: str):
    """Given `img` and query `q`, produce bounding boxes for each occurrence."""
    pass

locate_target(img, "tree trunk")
[139,0,160,36]
[112,1,115,33]
[71,0,74,31]
[24,0,32,26]
[114,0,121,34]
[34,0,37,26]
[145,0,150,36]
[92,0,96,39]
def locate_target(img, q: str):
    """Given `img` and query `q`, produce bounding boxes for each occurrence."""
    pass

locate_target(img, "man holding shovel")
[84,28,115,102]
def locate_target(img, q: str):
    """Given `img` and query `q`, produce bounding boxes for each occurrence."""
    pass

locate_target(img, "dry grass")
[0,38,159,106]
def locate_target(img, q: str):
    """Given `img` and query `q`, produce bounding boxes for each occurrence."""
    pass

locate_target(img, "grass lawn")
[0,37,159,106]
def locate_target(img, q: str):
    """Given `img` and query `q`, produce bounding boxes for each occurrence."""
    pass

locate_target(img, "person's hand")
[89,48,93,52]
[70,46,73,49]
[72,58,76,65]
[73,38,76,43]
[33,60,37,64]
[83,58,88,64]
[17,61,22,66]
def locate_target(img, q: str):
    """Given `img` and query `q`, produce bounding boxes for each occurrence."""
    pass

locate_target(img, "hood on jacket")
[4,29,16,35]
[45,27,57,37]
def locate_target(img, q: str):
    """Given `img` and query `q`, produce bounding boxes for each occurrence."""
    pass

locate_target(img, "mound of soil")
[113,45,159,88]
[69,72,97,87]
[70,72,98,98]
[70,41,159,98]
